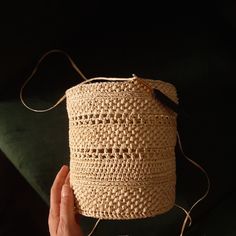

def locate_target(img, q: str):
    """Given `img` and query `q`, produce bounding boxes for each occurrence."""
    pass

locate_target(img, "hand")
[48,165,83,236]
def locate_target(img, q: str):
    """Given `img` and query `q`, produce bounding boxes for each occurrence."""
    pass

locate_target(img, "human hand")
[48,165,83,236]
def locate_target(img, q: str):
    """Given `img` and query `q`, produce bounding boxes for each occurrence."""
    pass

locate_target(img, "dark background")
[0,1,236,235]
[1,1,210,97]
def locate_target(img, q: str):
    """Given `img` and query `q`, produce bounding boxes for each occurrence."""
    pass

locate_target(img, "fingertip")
[57,165,69,177]
[61,165,69,172]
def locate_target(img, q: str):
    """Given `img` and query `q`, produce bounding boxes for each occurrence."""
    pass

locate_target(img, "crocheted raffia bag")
[20,50,209,236]
[66,76,178,219]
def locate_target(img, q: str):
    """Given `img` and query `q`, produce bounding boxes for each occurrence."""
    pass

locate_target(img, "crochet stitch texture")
[66,77,178,219]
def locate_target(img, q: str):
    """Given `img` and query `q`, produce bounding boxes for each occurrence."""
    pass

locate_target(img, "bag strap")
[20,49,88,112]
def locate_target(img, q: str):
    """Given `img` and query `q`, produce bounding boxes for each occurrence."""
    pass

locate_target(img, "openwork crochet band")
[66,77,178,219]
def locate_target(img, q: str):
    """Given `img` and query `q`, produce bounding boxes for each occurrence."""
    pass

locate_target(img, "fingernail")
[62,184,71,198]
[61,165,68,170]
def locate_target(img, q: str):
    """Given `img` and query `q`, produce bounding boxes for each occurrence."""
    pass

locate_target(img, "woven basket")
[66,77,178,220]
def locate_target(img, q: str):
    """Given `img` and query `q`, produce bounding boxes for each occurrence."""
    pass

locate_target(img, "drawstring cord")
[20,49,88,112]
[88,219,101,236]
[176,132,210,236]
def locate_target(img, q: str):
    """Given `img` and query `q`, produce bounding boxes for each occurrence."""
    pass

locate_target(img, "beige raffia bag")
[20,49,209,235]
[66,77,178,219]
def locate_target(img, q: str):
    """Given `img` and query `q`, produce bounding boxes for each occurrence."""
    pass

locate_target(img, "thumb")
[60,184,75,225]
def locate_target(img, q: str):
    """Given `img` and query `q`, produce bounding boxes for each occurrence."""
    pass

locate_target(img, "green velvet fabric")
[0,98,69,204]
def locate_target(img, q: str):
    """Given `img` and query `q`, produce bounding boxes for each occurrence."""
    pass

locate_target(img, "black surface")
[0,150,49,236]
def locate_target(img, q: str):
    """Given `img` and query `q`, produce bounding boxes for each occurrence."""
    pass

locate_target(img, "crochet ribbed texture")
[66,77,178,219]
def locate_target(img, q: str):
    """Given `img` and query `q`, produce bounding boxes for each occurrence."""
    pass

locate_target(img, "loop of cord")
[176,132,211,236]
[20,49,88,112]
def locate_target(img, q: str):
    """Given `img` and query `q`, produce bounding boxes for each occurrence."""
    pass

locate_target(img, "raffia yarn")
[66,77,178,220]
